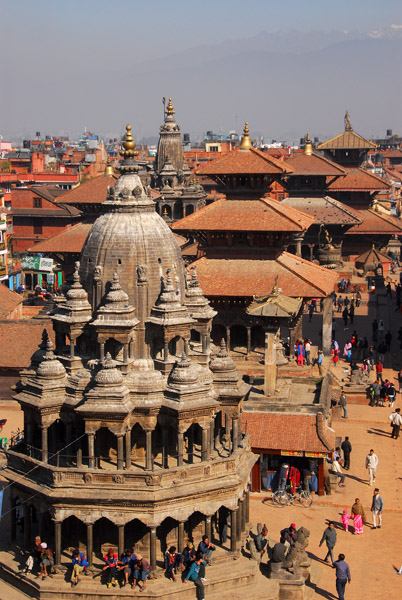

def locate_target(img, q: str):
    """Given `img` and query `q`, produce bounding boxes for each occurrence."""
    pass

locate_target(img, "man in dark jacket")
[319,522,337,565]
[341,437,352,470]
[333,553,351,600]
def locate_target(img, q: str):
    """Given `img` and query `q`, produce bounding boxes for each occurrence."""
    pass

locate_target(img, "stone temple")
[3,125,256,577]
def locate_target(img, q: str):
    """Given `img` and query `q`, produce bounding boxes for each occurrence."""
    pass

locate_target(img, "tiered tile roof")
[195,146,293,176]
[328,168,391,192]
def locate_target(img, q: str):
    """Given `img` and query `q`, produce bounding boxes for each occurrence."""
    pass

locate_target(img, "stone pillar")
[205,516,212,541]
[245,489,250,525]
[309,245,314,261]
[123,344,128,363]
[77,445,83,467]
[41,426,48,463]
[202,334,207,354]
[145,430,153,471]
[322,295,333,357]
[88,433,95,469]
[125,431,131,469]
[162,427,168,468]
[184,339,189,358]
[117,435,124,470]
[224,414,231,442]
[264,330,277,397]
[209,420,214,457]
[246,327,251,356]
[232,417,239,454]
[54,520,62,567]
[118,524,124,558]
[230,509,238,553]
[201,427,208,462]
[178,521,185,551]
[100,342,105,362]
[187,427,194,464]
[177,431,184,467]
[86,524,93,567]
[163,342,169,362]
[241,497,247,532]
[237,502,242,541]
[23,505,31,549]
[226,327,231,352]
[70,338,75,359]
[149,527,157,572]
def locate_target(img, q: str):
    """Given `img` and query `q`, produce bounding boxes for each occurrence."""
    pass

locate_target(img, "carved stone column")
[100,342,105,362]
[209,421,214,457]
[41,426,48,463]
[177,431,184,467]
[118,524,124,558]
[54,520,62,567]
[86,523,93,567]
[246,327,251,356]
[236,501,242,541]
[231,417,239,454]
[125,431,131,469]
[178,521,185,551]
[149,527,156,572]
[87,433,95,469]
[202,334,208,354]
[162,427,168,469]
[245,489,250,525]
[201,427,208,462]
[187,427,194,464]
[145,430,153,471]
[230,509,238,553]
[117,435,124,470]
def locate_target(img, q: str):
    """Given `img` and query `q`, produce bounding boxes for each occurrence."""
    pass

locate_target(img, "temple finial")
[105,158,114,177]
[120,124,138,160]
[165,97,175,117]
[304,132,313,156]
[345,110,352,132]
[240,122,252,150]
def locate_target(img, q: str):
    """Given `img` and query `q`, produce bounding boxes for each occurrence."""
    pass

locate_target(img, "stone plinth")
[279,578,307,600]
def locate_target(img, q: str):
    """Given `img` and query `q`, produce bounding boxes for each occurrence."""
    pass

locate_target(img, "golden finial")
[165,98,175,117]
[105,159,114,177]
[345,110,352,132]
[163,207,168,217]
[120,124,138,160]
[304,132,313,156]
[240,121,252,150]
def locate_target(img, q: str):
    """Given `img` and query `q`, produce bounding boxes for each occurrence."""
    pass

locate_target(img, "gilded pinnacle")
[120,124,138,159]
[165,97,175,117]
[304,132,313,155]
[240,121,252,150]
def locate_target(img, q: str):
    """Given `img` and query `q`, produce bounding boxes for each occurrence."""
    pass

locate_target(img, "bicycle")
[270,485,313,508]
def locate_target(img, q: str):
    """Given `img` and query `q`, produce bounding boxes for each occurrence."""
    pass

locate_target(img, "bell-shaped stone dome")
[79,125,186,328]
[36,339,66,379]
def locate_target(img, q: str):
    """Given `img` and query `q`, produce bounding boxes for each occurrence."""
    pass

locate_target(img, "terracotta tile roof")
[172,198,314,233]
[281,196,362,225]
[317,130,377,151]
[31,186,67,202]
[27,221,93,253]
[56,173,116,205]
[383,167,402,182]
[191,252,337,298]
[328,168,391,191]
[194,147,293,176]
[0,319,54,370]
[346,209,402,235]
[285,152,346,176]
[243,412,335,453]
[382,149,402,158]
[0,285,23,319]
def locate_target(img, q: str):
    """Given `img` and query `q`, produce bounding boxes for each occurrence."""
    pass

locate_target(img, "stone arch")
[251,325,265,351]
[95,427,117,468]
[184,422,202,464]
[130,423,146,468]
[125,518,148,555]
[61,515,87,553]
[185,204,194,216]
[168,335,185,359]
[104,338,124,361]
[230,324,247,353]
[211,323,226,346]
[187,511,205,543]
[190,329,201,343]
[156,516,178,559]
[93,517,118,556]
[173,202,183,220]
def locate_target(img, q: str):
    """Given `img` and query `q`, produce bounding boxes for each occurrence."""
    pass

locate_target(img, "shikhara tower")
[4,124,255,572]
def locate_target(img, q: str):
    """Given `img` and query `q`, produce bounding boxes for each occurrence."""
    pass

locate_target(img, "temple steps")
[0,554,283,600]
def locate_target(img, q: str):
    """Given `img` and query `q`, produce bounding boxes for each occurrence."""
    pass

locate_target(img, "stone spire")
[184,266,216,321]
[154,97,184,177]
[239,122,252,150]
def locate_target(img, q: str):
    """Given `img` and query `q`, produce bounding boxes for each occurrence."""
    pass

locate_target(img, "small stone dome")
[210,339,236,373]
[169,353,199,384]
[94,353,124,386]
[37,339,66,379]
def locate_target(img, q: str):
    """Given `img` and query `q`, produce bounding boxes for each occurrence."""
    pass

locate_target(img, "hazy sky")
[1,0,402,142]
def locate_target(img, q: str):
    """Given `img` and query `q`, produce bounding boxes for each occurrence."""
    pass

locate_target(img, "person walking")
[305,339,311,366]
[365,449,378,486]
[331,457,346,488]
[339,389,347,419]
[341,437,352,470]
[342,307,349,327]
[333,553,351,600]
[319,522,337,565]
[350,498,366,535]
[315,350,324,376]
[389,408,402,439]
[348,303,354,324]
[387,383,396,408]
[371,488,384,529]
[370,380,381,407]
[375,360,383,384]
